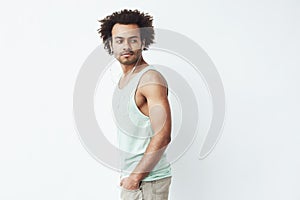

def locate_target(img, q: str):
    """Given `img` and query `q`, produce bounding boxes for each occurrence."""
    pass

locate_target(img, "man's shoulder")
[138,68,168,97]
[139,68,168,87]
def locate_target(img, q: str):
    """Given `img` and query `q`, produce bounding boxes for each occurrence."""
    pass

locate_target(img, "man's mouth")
[121,52,134,56]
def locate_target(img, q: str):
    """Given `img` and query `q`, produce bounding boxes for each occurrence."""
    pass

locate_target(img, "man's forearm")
[129,131,171,182]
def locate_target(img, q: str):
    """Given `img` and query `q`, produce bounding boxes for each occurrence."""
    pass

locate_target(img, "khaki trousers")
[120,176,172,200]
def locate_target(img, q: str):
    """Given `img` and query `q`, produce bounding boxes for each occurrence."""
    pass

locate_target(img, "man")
[98,9,172,200]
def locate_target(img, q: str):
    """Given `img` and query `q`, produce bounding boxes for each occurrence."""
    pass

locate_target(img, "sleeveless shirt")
[112,65,171,181]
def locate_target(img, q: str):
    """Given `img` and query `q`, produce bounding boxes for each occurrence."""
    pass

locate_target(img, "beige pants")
[120,176,172,200]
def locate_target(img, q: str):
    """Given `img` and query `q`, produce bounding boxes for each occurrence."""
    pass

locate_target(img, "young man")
[98,9,172,200]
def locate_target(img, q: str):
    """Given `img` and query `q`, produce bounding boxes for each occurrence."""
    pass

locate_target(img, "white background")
[1,0,300,199]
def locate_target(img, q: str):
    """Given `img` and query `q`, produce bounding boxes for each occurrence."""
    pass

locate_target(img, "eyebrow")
[114,36,139,40]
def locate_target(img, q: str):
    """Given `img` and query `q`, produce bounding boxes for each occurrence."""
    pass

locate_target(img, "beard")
[116,49,142,65]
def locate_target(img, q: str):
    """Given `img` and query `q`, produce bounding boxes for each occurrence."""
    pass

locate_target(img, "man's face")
[111,23,143,65]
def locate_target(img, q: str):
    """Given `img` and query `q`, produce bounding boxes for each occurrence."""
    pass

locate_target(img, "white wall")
[0,0,299,199]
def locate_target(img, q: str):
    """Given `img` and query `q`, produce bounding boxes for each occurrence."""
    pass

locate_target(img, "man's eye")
[130,39,138,43]
[116,40,122,44]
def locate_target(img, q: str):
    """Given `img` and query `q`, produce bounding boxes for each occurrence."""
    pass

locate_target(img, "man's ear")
[109,39,114,54]
[141,40,146,50]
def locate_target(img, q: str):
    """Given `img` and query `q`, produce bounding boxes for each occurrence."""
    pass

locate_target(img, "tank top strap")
[131,65,157,86]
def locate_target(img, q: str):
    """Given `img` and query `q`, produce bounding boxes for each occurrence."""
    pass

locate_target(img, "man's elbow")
[163,135,171,146]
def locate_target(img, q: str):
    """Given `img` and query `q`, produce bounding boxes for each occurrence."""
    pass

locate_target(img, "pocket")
[121,187,143,200]
[121,187,141,193]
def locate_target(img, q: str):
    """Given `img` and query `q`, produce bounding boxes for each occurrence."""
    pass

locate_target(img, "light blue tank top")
[112,65,171,181]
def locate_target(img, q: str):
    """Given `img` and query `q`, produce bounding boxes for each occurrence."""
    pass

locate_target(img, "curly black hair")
[98,9,155,55]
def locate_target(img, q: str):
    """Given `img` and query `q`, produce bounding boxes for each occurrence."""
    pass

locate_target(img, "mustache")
[120,51,134,56]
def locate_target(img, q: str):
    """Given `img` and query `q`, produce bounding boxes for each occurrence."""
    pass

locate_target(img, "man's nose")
[122,40,132,51]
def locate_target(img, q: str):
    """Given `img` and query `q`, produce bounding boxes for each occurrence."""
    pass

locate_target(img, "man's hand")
[120,176,141,190]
